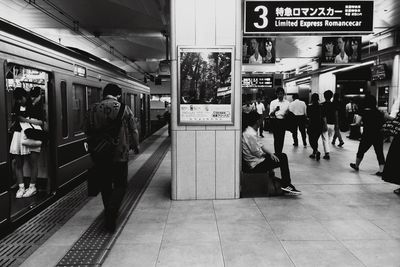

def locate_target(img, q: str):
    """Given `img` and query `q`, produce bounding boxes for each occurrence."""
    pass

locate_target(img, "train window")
[126,93,136,116]
[87,86,101,108]
[133,94,138,117]
[72,84,87,135]
[60,81,68,138]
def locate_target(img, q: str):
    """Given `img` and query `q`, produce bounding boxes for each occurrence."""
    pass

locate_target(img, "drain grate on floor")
[56,136,170,266]
[0,181,90,267]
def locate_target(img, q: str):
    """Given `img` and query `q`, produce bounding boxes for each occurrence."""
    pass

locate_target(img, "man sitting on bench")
[242,111,301,195]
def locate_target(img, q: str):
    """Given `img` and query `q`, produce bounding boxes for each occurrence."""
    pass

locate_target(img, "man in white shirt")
[242,112,301,195]
[255,98,266,137]
[289,93,307,147]
[345,99,357,127]
[269,87,290,153]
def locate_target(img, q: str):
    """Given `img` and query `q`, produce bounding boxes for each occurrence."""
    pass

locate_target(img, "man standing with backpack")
[85,83,139,232]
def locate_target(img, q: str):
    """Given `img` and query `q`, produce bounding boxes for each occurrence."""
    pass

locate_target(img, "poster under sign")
[321,36,361,65]
[244,1,373,34]
[180,104,232,122]
[178,46,234,125]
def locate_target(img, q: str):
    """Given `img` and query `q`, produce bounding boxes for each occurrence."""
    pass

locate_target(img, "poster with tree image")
[178,47,234,125]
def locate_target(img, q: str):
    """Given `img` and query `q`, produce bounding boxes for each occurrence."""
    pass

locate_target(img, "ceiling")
[0,0,399,80]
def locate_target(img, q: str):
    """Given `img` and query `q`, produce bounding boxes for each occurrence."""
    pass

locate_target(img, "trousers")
[98,161,128,216]
[251,153,292,187]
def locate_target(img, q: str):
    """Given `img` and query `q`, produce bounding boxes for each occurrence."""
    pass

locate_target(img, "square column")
[170,0,242,199]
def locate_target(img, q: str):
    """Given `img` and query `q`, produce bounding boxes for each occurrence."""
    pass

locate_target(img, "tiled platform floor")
[25,131,400,266]
[104,132,400,267]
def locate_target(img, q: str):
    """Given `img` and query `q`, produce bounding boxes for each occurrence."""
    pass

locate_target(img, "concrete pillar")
[390,54,400,110]
[170,0,242,200]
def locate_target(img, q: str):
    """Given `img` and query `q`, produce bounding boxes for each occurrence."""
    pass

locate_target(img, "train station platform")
[6,127,400,266]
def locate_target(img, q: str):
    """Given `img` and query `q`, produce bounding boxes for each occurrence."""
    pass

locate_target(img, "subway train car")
[0,21,151,231]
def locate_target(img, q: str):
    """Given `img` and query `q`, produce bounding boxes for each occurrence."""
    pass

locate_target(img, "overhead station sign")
[244,1,374,34]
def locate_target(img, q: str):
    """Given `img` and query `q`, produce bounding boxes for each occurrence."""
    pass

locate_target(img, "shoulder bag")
[21,123,42,148]
[88,104,125,162]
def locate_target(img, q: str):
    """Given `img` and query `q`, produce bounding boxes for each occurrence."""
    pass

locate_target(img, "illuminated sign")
[242,77,273,88]
[74,65,86,77]
[244,1,373,34]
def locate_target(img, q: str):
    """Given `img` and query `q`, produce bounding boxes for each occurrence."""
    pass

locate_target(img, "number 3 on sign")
[253,5,268,29]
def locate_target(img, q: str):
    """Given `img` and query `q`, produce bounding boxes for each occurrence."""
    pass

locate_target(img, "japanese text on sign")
[245,1,373,34]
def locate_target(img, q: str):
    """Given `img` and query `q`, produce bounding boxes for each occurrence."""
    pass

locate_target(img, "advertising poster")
[321,36,361,65]
[178,47,234,125]
[242,37,276,64]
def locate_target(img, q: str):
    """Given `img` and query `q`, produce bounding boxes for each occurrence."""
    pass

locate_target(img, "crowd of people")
[242,87,400,196]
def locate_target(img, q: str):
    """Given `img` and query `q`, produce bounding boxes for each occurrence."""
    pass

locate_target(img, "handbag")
[88,104,125,162]
[382,113,400,137]
[21,128,42,147]
[24,124,48,141]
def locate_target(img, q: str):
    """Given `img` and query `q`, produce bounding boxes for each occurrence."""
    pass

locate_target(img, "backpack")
[88,104,125,162]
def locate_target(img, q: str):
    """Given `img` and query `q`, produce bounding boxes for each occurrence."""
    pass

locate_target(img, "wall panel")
[175,0,196,45]
[216,0,236,45]
[196,131,216,199]
[195,0,216,46]
[215,131,235,198]
[176,131,196,199]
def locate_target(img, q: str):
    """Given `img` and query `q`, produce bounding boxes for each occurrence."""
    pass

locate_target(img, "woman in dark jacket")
[350,95,385,175]
[382,97,400,194]
[307,93,323,160]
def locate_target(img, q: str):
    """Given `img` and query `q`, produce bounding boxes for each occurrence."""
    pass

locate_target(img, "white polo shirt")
[289,99,307,116]
[255,102,265,115]
[269,98,289,119]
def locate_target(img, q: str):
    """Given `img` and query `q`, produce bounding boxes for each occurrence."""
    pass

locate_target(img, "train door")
[140,93,146,139]
[4,63,52,220]
[0,59,10,228]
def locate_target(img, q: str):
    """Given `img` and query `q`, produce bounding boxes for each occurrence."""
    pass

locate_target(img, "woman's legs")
[27,152,39,185]
[372,137,385,173]
[351,136,372,170]
[14,155,26,198]
[14,155,24,185]
[23,152,39,197]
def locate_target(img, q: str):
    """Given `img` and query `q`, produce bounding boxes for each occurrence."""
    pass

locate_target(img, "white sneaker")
[16,187,26,198]
[23,187,37,197]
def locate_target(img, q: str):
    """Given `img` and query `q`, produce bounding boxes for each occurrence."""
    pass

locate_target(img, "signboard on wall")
[244,1,373,34]
[242,76,273,88]
[321,36,361,65]
[178,46,234,125]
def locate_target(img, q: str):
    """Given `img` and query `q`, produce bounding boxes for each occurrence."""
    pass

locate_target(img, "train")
[0,20,151,231]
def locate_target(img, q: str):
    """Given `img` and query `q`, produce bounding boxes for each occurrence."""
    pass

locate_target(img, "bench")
[241,159,283,197]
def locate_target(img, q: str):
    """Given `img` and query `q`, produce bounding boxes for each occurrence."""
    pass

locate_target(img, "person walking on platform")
[346,99,357,129]
[349,95,385,175]
[242,112,301,195]
[85,83,139,232]
[307,93,323,160]
[269,87,289,153]
[255,98,266,137]
[289,93,307,147]
[321,90,338,160]
[331,93,345,147]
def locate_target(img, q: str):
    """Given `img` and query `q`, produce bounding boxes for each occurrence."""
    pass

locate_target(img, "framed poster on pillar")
[177,46,234,125]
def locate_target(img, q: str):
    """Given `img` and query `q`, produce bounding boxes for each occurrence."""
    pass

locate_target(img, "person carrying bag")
[87,103,125,163]
[84,83,139,232]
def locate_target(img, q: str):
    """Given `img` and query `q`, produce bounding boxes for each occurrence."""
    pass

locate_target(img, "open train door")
[3,62,53,221]
[0,59,11,230]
